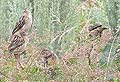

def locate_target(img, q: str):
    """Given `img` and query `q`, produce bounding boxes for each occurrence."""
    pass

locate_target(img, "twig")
[0,71,9,79]
[79,17,93,34]
[58,26,77,44]
[50,25,77,44]
[27,52,39,68]
[52,14,62,24]
[50,17,93,44]
[50,34,60,44]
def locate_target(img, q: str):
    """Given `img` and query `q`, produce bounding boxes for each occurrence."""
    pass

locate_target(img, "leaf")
[113,78,120,82]
[14,74,22,81]
[0,77,5,82]
[2,63,13,72]
[114,56,120,72]
[29,67,38,74]
[106,73,113,81]
[68,57,77,64]
[99,38,118,65]
[99,55,107,66]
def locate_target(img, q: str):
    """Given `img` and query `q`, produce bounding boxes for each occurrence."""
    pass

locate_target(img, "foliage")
[0,0,120,82]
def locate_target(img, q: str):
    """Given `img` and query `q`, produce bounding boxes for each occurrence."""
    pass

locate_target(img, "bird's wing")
[12,16,26,35]
[8,35,25,52]
[98,27,107,33]
[88,24,102,31]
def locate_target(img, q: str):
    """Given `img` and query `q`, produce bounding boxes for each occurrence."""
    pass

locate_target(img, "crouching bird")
[8,30,29,69]
[88,24,107,38]
[40,49,56,67]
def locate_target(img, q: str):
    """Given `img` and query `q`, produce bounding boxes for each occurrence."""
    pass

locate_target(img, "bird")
[88,24,107,37]
[40,49,56,67]
[8,30,29,69]
[12,8,32,35]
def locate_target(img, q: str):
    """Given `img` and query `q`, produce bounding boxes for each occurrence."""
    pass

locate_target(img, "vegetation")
[0,0,120,82]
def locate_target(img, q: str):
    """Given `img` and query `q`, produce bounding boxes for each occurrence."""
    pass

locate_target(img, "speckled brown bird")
[8,30,29,69]
[88,24,107,37]
[40,49,56,67]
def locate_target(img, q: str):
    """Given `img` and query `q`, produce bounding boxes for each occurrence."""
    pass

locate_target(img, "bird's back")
[8,35,25,55]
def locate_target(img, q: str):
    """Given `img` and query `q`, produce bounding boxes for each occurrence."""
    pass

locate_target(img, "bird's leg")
[44,58,48,67]
[14,54,19,70]
[14,54,24,69]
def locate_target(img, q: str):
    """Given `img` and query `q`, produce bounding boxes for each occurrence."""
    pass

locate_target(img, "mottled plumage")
[12,9,32,35]
[88,24,102,31]
[8,31,29,56]
[40,49,56,67]
[8,31,29,69]
[8,35,25,55]
[88,24,107,37]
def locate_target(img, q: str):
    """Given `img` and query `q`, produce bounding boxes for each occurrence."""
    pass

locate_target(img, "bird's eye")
[23,10,26,12]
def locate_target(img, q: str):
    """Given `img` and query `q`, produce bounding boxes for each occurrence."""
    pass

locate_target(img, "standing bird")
[8,30,29,69]
[8,8,32,69]
[88,24,107,37]
[12,8,32,35]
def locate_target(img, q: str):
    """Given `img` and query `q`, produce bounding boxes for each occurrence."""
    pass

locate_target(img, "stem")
[107,27,120,65]
[0,71,9,79]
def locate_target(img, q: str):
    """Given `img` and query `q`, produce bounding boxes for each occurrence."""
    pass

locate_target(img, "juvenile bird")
[40,49,56,67]
[8,30,29,69]
[88,24,107,37]
[12,8,32,35]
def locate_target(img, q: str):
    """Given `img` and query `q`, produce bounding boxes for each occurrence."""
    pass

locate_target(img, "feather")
[12,9,32,35]
[88,24,102,31]
[8,35,25,55]
[12,16,26,35]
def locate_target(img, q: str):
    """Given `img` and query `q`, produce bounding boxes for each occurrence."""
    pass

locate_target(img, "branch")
[0,71,9,79]
[58,26,77,44]
[50,34,60,44]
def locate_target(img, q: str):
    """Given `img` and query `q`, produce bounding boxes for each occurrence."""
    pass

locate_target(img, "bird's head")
[88,24,102,31]
[22,8,31,16]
